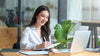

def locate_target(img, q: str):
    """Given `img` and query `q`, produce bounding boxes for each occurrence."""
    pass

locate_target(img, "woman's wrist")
[36,44,43,49]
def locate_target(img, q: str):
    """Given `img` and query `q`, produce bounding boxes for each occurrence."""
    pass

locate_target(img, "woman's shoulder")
[25,26,31,29]
[23,26,31,32]
[24,26,30,30]
[24,26,35,31]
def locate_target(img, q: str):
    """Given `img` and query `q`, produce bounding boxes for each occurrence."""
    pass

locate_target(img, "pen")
[44,37,46,42]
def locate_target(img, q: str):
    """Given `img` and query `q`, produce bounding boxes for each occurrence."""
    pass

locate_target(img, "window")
[0,0,5,8]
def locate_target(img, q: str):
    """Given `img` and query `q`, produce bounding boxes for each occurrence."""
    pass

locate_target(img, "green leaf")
[62,20,71,33]
[67,38,73,42]
[54,24,64,40]
[97,41,100,47]
[98,38,100,41]
[55,39,67,49]
[62,20,72,39]
[54,20,76,49]
[98,38,100,47]
[67,23,76,36]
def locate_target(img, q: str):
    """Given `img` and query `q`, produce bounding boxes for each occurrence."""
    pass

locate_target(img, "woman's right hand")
[36,41,51,50]
[41,41,51,48]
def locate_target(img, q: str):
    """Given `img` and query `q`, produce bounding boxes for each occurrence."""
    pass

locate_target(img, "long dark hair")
[27,5,50,42]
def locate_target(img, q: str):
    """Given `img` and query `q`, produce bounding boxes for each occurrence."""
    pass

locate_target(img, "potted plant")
[54,20,76,49]
[97,38,100,52]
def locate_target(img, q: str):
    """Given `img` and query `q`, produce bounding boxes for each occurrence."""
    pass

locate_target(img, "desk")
[1,51,100,56]
[72,20,100,48]
[71,51,100,56]
[79,20,100,48]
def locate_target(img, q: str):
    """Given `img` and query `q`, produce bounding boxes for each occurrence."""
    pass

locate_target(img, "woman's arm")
[20,28,36,50]
[20,28,52,50]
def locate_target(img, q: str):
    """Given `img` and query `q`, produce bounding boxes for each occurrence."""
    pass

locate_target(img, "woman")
[20,5,51,50]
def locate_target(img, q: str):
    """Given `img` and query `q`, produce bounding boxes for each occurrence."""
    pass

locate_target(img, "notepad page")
[19,51,48,55]
[43,42,61,49]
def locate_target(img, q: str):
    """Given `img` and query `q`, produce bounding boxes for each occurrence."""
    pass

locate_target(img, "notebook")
[58,31,91,53]
[43,42,61,49]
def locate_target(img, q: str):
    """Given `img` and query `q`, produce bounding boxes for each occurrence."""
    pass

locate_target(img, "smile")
[41,21,45,24]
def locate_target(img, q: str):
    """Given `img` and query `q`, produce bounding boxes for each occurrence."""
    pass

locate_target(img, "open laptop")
[58,31,91,53]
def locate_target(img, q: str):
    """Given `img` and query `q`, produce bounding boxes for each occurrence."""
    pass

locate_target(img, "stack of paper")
[85,48,100,52]
[19,42,61,55]
[19,51,48,55]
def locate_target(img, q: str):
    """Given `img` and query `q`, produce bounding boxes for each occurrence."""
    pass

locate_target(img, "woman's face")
[36,10,49,26]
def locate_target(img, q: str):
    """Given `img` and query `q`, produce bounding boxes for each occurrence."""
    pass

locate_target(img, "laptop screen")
[70,31,91,53]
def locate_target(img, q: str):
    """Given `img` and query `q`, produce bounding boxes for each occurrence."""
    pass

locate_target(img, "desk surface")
[79,21,100,24]
[1,51,100,56]
[72,19,100,24]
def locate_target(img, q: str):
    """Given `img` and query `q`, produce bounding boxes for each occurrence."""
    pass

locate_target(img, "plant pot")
[68,42,72,49]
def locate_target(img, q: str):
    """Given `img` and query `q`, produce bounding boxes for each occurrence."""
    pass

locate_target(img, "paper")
[51,49,61,53]
[85,48,100,52]
[58,49,70,52]
[43,42,61,49]
[19,51,48,55]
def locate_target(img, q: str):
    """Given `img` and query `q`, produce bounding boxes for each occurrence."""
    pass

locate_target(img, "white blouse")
[20,26,51,50]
